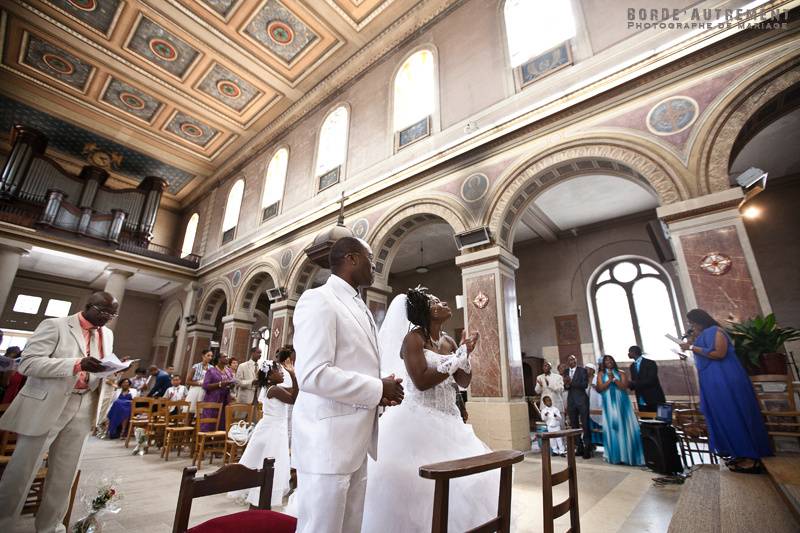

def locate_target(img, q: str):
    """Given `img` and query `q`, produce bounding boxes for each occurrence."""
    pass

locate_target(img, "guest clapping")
[595,355,644,466]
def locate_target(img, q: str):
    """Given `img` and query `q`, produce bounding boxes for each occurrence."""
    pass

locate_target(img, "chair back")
[129,397,155,421]
[172,457,275,533]
[195,402,223,432]
[540,428,582,533]
[673,409,717,466]
[166,401,191,426]
[151,398,169,422]
[419,450,524,533]
[750,374,800,445]
[225,403,255,433]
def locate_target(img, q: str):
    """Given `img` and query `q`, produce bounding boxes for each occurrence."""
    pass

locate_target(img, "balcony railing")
[118,239,201,268]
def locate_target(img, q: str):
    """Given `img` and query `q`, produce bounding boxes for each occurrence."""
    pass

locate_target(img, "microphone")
[680,328,694,340]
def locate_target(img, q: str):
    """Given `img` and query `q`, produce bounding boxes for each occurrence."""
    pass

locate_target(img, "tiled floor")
[13,438,680,532]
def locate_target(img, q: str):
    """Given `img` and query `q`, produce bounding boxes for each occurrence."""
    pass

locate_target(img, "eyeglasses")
[90,305,118,319]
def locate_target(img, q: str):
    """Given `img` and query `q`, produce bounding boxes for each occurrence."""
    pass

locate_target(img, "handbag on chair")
[227,420,254,446]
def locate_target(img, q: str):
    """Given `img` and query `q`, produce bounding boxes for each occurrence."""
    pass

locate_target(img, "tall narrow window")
[589,258,682,360]
[393,49,435,148]
[222,179,244,244]
[504,0,576,67]
[261,148,288,222]
[315,106,349,191]
[181,213,199,257]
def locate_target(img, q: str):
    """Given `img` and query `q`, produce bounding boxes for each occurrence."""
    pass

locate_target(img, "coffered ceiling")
[0,0,458,200]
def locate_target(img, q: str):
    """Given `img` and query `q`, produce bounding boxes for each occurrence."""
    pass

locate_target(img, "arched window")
[589,257,682,360]
[181,213,199,258]
[221,179,244,244]
[315,106,349,191]
[393,49,435,148]
[261,148,288,222]
[503,0,576,67]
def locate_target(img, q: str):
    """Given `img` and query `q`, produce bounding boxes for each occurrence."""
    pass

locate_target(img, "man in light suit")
[0,291,118,532]
[235,347,261,404]
[292,237,404,533]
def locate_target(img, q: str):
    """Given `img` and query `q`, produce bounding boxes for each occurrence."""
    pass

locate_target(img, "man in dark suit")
[563,354,592,459]
[628,345,666,413]
[147,366,172,398]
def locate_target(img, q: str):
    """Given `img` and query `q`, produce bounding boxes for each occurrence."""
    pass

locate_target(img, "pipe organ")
[0,125,167,246]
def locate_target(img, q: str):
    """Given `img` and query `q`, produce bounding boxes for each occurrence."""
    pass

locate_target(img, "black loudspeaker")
[639,420,682,474]
[646,220,676,263]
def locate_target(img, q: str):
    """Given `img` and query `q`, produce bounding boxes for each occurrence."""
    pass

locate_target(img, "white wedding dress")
[360,295,500,533]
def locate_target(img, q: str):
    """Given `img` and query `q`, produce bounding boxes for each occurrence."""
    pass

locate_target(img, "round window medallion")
[267,21,294,45]
[460,173,489,202]
[352,218,369,239]
[232,270,242,287]
[119,92,145,110]
[42,53,74,75]
[217,80,241,99]
[646,96,699,136]
[280,249,293,269]
[149,38,178,62]
[700,253,732,276]
[67,0,97,11]
[180,122,204,138]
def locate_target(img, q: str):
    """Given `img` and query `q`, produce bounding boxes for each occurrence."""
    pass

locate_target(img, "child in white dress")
[541,395,566,456]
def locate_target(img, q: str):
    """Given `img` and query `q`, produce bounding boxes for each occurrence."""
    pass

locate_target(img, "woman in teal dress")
[679,309,771,473]
[595,355,644,466]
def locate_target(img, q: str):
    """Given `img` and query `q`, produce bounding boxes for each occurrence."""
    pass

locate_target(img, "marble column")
[220,312,256,361]
[181,324,216,377]
[269,299,296,352]
[103,268,134,330]
[0,242,29,314]
[172,282,199,373]
[658,188,771,324]
[364,281,392,329]
[456,246,529,451]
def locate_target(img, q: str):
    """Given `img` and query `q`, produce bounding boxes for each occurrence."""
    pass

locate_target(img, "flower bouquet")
[72,477,122,533]
[131,426,147,455]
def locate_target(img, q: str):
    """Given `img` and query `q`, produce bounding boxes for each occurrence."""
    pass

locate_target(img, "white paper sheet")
[95,353,132,378]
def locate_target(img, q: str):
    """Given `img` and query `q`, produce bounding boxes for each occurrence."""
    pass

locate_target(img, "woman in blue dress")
[106,378,138,439]
[679,309,771,473]
[595,355,644,466]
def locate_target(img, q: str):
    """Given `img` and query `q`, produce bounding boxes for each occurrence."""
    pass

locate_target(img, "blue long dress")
[107,391,134,439]
[694,325,771,459]
[599,370,645,465]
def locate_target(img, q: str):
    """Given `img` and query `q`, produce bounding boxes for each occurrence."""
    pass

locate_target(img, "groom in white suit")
[292,237,404,533]
[0,291,118,532]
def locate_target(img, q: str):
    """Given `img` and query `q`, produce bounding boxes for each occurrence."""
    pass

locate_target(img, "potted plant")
[728,314,800,375]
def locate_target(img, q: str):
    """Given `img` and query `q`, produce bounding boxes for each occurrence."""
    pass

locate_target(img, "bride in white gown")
[361,287,500,533]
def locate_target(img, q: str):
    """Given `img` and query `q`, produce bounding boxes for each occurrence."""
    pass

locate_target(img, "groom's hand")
[380,374,404,406]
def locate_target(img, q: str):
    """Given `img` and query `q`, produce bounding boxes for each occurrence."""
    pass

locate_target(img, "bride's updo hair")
[406,285,433,342]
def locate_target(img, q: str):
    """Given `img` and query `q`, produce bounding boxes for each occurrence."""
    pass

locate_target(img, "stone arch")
[197,280,232,325]
[286,253,323,301]
[367,195,470,285]
[233,261,281,314]
[696,55,800,194]
[156,299,183,339]
[485,139,688,250]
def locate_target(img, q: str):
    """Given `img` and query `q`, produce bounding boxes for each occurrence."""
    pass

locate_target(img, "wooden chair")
[193,402,225,469]
[146,398,170,451]
[673,409,718,467]
[540,428,582,533]
[419,450,524,533]
[172,457,296,533]
[224,403,256,465]
[162,400,194,461]
[0,405,48,516]
[751,374,800,450]
[124,397,155,448]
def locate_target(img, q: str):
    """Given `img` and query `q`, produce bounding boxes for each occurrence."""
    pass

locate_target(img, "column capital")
[455,246,519,271]
[0,239,31,257]
[186,323,216,335]
[105,267,136,278]
[269,299,296,313]
[657,188,742,225]
[221,312,256,325]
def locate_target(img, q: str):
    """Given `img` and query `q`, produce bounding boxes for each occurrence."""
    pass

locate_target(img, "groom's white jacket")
[291,274,384,475]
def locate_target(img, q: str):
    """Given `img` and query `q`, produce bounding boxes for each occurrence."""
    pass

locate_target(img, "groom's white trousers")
[296,455,368,533]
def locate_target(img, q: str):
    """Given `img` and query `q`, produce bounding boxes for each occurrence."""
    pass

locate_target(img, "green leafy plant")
[728,314,800,368]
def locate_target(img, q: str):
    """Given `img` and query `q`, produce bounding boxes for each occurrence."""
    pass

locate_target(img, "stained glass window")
[504,0,576,67]
[316,106,349,177]
[394,49,435,131]
[181,213,199,258]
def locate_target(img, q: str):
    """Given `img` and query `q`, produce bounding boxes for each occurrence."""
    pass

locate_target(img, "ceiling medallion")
[473,291,489,309]
[699,252,732,276]
[646,96,699,136]
[118,92,145,110]
[217,79,241,98]
[267,21,294,45]
[180,122,204,138]
[149,38,178,62]
[67,0,97,11]
[42,53,74,75]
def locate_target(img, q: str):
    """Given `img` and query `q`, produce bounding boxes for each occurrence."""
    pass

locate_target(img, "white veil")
[378,294,413,377]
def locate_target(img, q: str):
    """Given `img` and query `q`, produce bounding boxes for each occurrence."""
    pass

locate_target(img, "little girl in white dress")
[232,350,297,507]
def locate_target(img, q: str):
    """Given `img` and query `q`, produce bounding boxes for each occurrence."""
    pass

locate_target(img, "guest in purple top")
[201,352,236,431]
